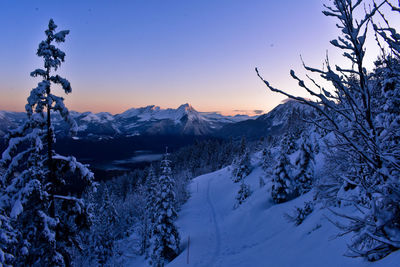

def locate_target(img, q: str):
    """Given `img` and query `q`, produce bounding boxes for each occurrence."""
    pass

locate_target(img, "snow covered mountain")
[0,100,314,140]
[114,104,214,136]
[215,99,316,140]
[0,111,26,137]
[0,104,254,138]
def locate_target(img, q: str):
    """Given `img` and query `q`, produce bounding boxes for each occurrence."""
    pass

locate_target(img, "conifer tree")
[0,19,94,266]
[142,165,158,257]
[295,137,314,195]
[271,154,291,203]
[150,151,180,266]
[234,180,252,208]
[280,132,296,154]
[261,146,274,183]
[232,137,251,183]
[94,186,119,265]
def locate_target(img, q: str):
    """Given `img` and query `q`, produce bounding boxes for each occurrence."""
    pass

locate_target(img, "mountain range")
[0,100,314,140]
[0,103,252,138]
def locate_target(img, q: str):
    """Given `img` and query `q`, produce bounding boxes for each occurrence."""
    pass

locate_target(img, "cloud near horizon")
[232,109,264,116]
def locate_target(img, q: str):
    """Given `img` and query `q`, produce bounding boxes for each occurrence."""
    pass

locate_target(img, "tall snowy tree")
[257,0,400,260]
[234,180,252,208]
[261,146,274,186]
[261,146,272,172]
[294,136,314,195]
[271,153,292,204]
[231,137,252,183]
[280,132,297,155]
[0,19,94,266]
[93,186,119,265]
[141,165,158,257]
[149,151,180,266]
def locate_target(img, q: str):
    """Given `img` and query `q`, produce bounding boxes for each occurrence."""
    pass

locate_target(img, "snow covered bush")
[234,181,252,208]
[284,201,314,226]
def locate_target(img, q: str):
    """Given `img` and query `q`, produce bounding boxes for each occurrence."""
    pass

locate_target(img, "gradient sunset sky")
[0,0,398,115]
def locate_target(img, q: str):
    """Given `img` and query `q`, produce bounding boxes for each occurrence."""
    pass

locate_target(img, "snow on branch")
[50,75,71,93]
[54,30,69,43]
[25,81,50,116]
[53,154,94,183]
[30,69,47,78]
[49,94,77,134]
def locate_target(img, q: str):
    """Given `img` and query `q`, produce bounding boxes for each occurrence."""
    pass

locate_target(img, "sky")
[0,0,399,116]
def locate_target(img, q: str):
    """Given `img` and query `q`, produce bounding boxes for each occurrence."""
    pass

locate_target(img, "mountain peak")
[177,103,195,112]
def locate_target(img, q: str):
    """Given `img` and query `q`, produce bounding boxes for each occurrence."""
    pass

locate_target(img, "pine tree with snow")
[271,153,291,204]
[234,180,252,208]
[231,137,252,183]
[261,147,272,171]
[0,19,94,266]
[93,186,119,265]
[280,132,297,154]
[261,146,274,184]
[294,137,314,195]
[150,151,180,266]
[141,165,158,257]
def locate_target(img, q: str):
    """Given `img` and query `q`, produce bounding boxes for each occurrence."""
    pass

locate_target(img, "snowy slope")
[127,157,400,267]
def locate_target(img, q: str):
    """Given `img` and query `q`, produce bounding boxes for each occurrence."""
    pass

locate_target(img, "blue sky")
[0,0,397,115]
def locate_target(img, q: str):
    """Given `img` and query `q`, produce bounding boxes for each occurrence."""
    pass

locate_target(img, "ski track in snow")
[204,178,221,267]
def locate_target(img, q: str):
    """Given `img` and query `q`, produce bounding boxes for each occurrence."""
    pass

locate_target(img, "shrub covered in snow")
[284,201,314,226]
[234,181,252,208]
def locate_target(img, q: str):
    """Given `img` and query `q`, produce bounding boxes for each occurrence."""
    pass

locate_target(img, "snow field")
[128,157,400,267]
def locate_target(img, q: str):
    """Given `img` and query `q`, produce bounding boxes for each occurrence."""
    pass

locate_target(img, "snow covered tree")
[280,132,297,155]
[149,151,180,266]
[261,146,272,171]
[174,169,191,207]
[140,165,158,257]
[294,136,314,195]
[93,186,119,265]
[234,180,252,208]
[271,153,292,204]
[257,0,400,260]
[231,137,252,183]
[261,146,274,185]
[0,19,94,266]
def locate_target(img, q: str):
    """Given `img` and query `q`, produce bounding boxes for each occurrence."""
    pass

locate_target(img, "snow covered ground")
[127,158,400,267]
